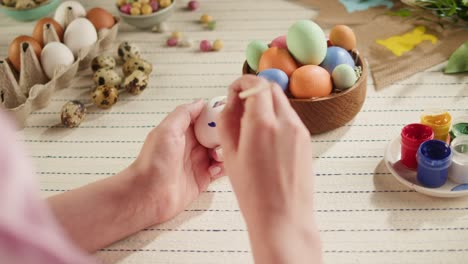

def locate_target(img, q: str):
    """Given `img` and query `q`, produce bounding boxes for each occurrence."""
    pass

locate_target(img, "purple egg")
[320,46,355,75]
[258,69,289,91]
[270,35,287,49]
[120,3,132,14]
[150,1,159,12]
[167,37,178,47]
[200,40,212,52]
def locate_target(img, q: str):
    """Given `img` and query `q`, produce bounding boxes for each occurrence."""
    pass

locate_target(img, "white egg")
[194,96,227,149]
[64,18,98,57]
[54,0,86,27]
[41,42,75,79]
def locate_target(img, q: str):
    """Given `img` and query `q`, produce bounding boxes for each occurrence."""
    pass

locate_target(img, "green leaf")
[461,0,468,6]
[445,42,468,74]
[387,8,413,17]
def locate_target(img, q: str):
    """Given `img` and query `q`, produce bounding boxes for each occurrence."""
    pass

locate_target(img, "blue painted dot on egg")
[451,184,468,191]
[208,122,216,127]
[320,46,355,75]
[258,68,289,91]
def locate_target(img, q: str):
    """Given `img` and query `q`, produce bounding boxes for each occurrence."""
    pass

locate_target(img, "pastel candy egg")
[258,47,298,77]
[194,96,227,148]
[290,65,332,99]
[245,40,268,72]
[320,47,355,75]
[270,35,287,49]
[287,20,327,65]
[258,69,289,91]
[332,64,357,91]
[329,25,356,51]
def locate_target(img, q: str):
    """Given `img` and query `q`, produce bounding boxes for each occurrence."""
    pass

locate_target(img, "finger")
[209,162,225,180]
[160,99,205,135]
[270,82,295,118]
[210,147,224,162]
[239,76,275,121]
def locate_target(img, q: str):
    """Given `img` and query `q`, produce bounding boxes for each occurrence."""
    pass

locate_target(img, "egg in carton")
[0,9,120,128]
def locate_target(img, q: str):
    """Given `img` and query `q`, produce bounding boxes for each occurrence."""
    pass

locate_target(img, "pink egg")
[188,0,199,11]
[150,1,159,12]
[200,40,212,52]
[120,3,132,14]
[167,37,178,47]
[270,35,287,49]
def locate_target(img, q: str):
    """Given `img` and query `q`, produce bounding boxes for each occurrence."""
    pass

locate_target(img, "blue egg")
[320,47,355,75]
[258,68,289,91]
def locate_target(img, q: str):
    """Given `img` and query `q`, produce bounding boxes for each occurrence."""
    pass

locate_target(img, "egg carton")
[0,16,120,129]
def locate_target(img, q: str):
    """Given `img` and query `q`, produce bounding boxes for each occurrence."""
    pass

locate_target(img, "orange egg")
[32,18,64,46]
[86,8,115,31]
[8,36,42,73]
[290,65,332,99]
[258,47,298,77]
[329,25,356,51]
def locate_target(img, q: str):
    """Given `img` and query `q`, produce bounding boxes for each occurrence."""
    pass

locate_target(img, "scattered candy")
[200,14,213,24]
[206,20,216,31]
[92,84,119,109]
[116,0,172,15]
[159,0,171,8]
[212,39,224,51]
[188,0,199,11]
[167,37,178,47]
[200,40,212,52]
[171,31,183,40]
[61,101,87,128]
[153,22,169,33]
[179,38,193,47]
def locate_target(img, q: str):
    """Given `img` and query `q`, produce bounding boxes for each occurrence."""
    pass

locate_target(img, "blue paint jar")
[416,140,452,188]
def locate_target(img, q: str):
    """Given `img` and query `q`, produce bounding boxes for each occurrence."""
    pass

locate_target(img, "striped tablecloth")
[1,0,468,263]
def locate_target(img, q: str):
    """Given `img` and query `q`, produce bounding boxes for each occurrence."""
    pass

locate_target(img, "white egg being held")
[53,0,86,27]
[194,96,227,149]
[40,42,75,79]
[64,18,98,57]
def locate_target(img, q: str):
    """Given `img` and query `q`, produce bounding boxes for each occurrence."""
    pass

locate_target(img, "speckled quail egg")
[93,68,122,87]
[91,55,116,72]
[61,100,87,128]
[122,57,153,76]
[123,70,148,95]
[91,84,119,109]
[117,41,141,62]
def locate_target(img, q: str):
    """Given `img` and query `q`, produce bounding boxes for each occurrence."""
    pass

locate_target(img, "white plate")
[384,136,468,198]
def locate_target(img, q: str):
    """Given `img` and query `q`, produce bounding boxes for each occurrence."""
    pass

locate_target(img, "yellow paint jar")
[420,109,452,142]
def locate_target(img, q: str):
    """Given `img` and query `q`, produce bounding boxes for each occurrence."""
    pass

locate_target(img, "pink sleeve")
[0,111,95,264]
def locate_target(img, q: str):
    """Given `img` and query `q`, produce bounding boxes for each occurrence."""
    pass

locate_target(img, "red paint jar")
[400,123,434,169]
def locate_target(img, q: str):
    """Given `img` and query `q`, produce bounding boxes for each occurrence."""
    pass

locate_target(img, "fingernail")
[214,147,223,162]
[209,165,222,176]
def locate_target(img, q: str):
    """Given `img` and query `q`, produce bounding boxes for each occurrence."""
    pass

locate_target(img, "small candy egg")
[120,3,132,14]
[270,35,287,49]
[188,0,199,10]
[159,0,171,8]
[332,64,357,91]
[212,39,224,51]
[200,40,212,52]
[167,37,178,47]
[130,7,141,15]
[140,0,150,4]
[116,0,127,7]
[206,20,216,30]
[118,41,141,61]
[200,14,212,24]
[245,40,268,72]
[153,22,169,33]
[258,68,289,91]
[91,55,116,72]
[194,96,227,148]
[178,38,193,47]
[93,68,122,87]
[320,46,355,75]
[290,65,332,99]
[141,4,153,14]
[287,20,327,65]
[123,70,148,95]
[131,2,141,8]
[122,57,153,76]
[171,31,183,39]
[92,84,119,109]
[150,1,159,11]
[258,47,298,77]
[329,24,356,51]
[61,100,86,128]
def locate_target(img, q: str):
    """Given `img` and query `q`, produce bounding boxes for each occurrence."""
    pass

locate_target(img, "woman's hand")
[218,75,322,264]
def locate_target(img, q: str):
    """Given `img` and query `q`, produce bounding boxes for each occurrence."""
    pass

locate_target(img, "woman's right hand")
[218,75,322,264]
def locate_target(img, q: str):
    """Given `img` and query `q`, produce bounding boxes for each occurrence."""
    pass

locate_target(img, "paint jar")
[416,140,452,188]
[449,116,468,142]
[449,136,468,184]
[420,109,452,142]
[400,123,434,169]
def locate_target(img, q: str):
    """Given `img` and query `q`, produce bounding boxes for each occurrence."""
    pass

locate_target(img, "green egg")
[246,40,268,72]
[332,64,357,91]
[287,20,327,65]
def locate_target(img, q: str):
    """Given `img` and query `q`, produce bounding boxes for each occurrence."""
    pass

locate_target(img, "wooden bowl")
[242,54,367,135]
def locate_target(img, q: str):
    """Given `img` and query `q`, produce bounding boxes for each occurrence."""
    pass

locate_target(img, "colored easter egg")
[320,47,355,75]
[258,68,289,91]
[194,96,227,148]
[246,40,269,72]
[287,20,327,65]
[332,64,357,91]
[290,65,332,99]
[270,35,287,49]
[329,25,356,51]
[258,47,298,77]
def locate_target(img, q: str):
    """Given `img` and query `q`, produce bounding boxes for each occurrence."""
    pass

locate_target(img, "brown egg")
[290,65,332,99]
[258,47,298,77]
[8,36,42,73]
[86,8,115,31]
[329,25,356,51]
[32,18,64,46]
